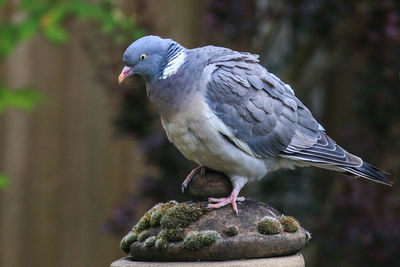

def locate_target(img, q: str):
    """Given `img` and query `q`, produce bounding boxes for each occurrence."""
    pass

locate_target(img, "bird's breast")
[160,96,269,180]
[160,96,212,165]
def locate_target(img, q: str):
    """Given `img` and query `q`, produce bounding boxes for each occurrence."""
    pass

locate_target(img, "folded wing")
[203,47,392,185]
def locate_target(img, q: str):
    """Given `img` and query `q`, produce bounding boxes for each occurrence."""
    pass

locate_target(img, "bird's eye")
[139,54,147,61]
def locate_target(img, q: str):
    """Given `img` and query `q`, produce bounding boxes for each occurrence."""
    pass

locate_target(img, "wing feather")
[203,47,364,169]
[195,45,391,185]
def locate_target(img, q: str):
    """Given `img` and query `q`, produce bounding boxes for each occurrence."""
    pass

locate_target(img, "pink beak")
[118,66,134,85]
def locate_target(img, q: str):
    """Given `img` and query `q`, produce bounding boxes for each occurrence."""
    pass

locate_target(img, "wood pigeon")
[118,35,392,215]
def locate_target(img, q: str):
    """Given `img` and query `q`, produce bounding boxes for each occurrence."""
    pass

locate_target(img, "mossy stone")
[160,203,204,229]
[150,210,163,227]
[279,216,300,233]
[120,231,138,253]
[155,238,168,251]
[138,230,151,242]
[132,216,150,233]
[224,225,238,237]
[133,201,179,232]
[122,198,309,261]
[144,236,157,248]
[157,228,185,242]
[183,230,221,250]
[258,216,283,235]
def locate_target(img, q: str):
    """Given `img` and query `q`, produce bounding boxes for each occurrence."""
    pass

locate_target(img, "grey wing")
[204,48,363,168]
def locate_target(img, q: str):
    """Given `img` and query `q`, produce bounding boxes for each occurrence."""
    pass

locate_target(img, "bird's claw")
[181,166,204,194]
[207,189,245,215]
[181,183,187,193]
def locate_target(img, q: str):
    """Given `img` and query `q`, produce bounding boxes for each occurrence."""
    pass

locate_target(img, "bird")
[118,35,392,215]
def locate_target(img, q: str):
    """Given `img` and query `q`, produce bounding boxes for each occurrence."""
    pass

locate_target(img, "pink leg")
[208,187,246,215]
[181,166,205,193]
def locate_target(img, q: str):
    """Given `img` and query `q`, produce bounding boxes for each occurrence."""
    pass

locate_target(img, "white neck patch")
[160,50,186,79]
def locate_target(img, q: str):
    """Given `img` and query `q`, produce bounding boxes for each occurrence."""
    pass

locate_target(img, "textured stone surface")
[120,172,310,262]
[123,200,309,261]
[111,253,305,266]
[187,169,232,200]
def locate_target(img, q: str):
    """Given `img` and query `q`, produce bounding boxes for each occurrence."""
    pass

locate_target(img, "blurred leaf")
[19,17,39,40]
[42,24,67,43]
[0,0,143,58]
[0,87,45,113]
[0,24,19,58]
[0,174,9,189]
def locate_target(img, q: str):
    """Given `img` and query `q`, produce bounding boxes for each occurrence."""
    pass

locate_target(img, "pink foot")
[181,166,206,193]
[208,187,246,215]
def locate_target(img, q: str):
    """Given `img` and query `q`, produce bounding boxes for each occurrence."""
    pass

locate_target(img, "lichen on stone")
[120,231,138,253]
[183,230,221,250]
[138,230,151,241]
[149,200,179,227]
[133,200,179,232]
[155,238,168,250]
[144,236,157,248]
[120,200,208,253]
[132,216,151,233]
[258,216,283,235]
[278,216,300,233]
[160,202,205,229]
[150,210,163,227]
[157,228,185,242]
[224,225,238,237]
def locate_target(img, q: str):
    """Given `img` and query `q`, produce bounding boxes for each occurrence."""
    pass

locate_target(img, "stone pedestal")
[113,171,310,265]
[111,253,305,267]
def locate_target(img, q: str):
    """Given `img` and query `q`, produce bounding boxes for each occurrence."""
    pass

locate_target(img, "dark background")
[0,0,399,266]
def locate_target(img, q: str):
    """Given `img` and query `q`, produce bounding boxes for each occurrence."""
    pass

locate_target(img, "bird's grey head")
[118,35,178,84]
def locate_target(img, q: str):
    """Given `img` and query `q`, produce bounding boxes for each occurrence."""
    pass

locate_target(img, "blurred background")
[0,0,399,266]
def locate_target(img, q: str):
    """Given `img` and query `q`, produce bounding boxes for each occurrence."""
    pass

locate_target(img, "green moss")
[278,216,300,233]
[120,231,138,253]
[160,203,204,229]
[144,236,157,248]
[157,228,185,242]
[120,200,207,253]
[138,230,151,241]
[132,216,150,233]
[183,230,221,250]
[258,216,283,235]
[150,210,163,227]
[149,201,179,227]
[224,225,238,237]
[155,238,168,250]
[132,201,179,232]
[201,231,221,246]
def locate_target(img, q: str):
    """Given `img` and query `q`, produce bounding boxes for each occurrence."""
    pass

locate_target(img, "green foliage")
[0,174,9,189]
[0,86,44,113]
[0,0,143,59]
[0,0,143,191]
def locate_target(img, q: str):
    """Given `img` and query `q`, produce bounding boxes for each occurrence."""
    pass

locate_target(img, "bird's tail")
[282,132,393,186]
[339,161,393,186]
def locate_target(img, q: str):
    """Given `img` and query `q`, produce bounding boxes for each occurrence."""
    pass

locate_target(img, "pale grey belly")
[162,117,269,180]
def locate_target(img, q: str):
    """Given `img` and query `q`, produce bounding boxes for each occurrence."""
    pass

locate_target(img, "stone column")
[110,171,309,266]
